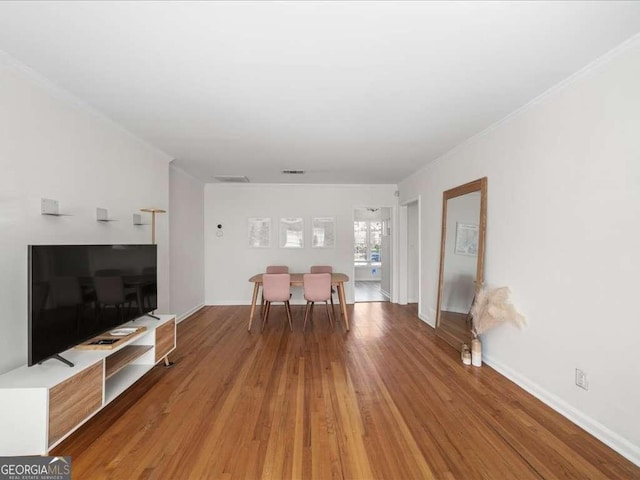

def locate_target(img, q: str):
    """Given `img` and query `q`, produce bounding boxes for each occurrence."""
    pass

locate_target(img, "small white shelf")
[96,207,117,222]
[105,364,153,404]
[132,213,148,225]
[41,198,72,216]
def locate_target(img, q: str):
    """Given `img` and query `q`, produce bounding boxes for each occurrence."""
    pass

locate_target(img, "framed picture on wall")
[248,217,271,248]
[312,217,336,248]
[279,217,304,248]
[455,222,478,256]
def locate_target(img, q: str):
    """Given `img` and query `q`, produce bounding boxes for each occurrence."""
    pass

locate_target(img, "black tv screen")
[28,244,157,366]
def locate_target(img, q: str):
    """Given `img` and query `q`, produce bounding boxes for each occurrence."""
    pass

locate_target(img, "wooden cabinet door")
[49,361,103,446]
[155,319,176,363]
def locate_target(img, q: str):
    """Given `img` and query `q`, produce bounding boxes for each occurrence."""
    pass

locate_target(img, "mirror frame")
[435,177,488,350]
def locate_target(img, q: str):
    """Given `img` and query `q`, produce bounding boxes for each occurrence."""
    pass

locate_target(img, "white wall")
[169,165,204,322]
[407,201,419,303]
[441,193,480,313]
[0,57,172,374]
[398,39,640,464]
[205,184,397,304]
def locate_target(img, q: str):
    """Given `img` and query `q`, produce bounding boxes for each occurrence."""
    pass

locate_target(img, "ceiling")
[0,2,639,184]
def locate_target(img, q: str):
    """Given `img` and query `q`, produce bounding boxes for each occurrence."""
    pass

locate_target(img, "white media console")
[0,314,176,456]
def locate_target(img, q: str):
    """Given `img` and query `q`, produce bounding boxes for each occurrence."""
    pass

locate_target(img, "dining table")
[248,273,350,331]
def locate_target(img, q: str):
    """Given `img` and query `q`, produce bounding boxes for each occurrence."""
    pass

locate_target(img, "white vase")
[471,338,482,367]
[461,344,471,365]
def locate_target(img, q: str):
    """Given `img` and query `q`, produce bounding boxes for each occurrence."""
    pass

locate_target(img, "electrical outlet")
[575,368,589,390]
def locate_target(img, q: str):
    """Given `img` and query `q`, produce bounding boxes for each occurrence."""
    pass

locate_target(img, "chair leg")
[325,301,334,328]
[330,294,336,320]
[261,301,271,332]
[303,301,312,331]
[285,301,293,331]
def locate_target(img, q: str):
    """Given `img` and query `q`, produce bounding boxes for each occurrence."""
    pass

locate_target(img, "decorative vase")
[461,344,471,365]
[471,338,482,367]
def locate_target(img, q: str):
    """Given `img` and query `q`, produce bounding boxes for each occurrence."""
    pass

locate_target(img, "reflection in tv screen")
[29,244,157,366]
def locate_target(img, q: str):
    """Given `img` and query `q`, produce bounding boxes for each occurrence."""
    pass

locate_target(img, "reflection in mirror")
[436,178,487,351]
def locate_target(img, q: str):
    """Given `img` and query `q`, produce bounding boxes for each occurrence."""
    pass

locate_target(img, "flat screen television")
[28,244,158,366]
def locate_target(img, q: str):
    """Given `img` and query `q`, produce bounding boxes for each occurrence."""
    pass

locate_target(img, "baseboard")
[441,305,469,315]
[483,354,640,467]
[207,300,252,306]
[176,304,205,324]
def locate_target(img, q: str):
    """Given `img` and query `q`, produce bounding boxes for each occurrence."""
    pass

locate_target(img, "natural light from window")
[354,220,382,266]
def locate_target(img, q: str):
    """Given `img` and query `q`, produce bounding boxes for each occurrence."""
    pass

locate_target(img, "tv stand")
[0,314,176,456]
[145,313,160,320]
[40,354,74,368]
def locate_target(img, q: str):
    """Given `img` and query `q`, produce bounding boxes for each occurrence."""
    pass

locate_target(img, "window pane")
[354,221,368,262]
[369,221,382,262]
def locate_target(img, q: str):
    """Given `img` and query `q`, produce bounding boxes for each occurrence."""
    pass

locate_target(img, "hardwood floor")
[354,281,388,302]
[53,304,639,479]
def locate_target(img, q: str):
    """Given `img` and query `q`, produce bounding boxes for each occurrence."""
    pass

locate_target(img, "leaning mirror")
[435,177,487,351]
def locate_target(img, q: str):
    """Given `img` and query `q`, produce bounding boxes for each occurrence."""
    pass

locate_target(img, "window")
[354,220,382,266]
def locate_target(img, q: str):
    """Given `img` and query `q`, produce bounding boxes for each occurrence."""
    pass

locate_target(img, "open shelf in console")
[105,364,152,404]
[105,345,153,380]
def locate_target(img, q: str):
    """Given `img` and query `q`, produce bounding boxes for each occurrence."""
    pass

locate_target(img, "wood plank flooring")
[53,304,639,479]
[354,281,388,302]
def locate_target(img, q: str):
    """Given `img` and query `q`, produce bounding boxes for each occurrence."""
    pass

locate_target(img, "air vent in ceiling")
[282,170,305,175]
[214,175,250,183]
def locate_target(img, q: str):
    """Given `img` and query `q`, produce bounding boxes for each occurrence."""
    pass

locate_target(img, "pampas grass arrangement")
[470,286,525,338]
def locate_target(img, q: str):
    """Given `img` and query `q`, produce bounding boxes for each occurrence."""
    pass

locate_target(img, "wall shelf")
[96,207,117,222]
[41,198,71,216]
[132,213,148,226]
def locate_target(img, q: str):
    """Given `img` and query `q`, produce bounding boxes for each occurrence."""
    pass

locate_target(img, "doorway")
[398,196,420,310]
[353,207,391,303]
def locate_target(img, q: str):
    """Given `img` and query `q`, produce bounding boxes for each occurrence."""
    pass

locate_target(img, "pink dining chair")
[266,266,289,274]
[303,273,334,331]
[310,265,335,315]
[262,266,290,310]
[261,274,293,332]
[309,265,332,274]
